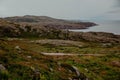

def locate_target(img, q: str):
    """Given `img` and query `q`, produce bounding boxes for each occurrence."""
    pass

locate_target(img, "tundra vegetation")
[0,16,120,80]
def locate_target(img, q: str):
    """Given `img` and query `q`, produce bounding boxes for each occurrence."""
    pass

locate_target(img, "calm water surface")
[69,21,120,35]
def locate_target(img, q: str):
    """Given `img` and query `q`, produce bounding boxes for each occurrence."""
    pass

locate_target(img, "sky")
[0,0,120,20]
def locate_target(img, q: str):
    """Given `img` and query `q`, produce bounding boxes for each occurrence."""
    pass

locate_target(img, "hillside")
[0,19,120,43]
[0,38,120,80]
[0,17,120,80]
[4,15,96,29]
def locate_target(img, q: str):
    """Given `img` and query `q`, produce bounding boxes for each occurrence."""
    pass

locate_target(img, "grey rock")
[27,56,32,59]
[0,64,6,71]
[15,46,21,50]
[49,68,53,72]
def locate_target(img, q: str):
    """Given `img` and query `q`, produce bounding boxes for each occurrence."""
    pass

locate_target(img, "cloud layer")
[0,0,119,20]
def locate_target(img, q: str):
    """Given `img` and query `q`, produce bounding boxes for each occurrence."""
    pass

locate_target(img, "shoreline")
[68,23,120,35]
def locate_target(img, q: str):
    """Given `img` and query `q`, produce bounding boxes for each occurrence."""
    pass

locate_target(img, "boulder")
[0,64,6,71]
[15,46,21,50]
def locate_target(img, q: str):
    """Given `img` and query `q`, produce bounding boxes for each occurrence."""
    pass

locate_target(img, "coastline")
[69,21,120,35]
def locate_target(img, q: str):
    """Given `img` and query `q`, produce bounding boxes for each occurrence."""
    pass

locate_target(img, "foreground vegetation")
[0,38,120,80]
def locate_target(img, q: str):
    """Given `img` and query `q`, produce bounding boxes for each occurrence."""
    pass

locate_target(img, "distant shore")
[69,21,120,35]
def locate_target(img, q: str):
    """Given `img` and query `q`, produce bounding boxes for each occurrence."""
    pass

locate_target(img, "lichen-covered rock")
[61,63,89,80]
[0,64,6,71]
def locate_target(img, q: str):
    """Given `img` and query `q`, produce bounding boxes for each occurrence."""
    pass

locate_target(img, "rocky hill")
[0,19,120,43]
[4,15,96,29]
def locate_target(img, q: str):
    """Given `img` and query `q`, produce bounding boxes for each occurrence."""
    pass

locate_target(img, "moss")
[0,38,119,80]
[0,70,9,80]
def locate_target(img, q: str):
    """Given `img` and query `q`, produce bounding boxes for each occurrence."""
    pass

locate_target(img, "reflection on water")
[69,21,120,35]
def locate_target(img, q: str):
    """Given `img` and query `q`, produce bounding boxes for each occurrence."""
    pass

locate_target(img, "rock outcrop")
[0,18,120,43]
[61,63,89,80]
[4,15,96,29]
[69,32,120,43]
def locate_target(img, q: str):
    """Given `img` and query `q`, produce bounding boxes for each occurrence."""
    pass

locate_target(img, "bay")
[69,21,120,35]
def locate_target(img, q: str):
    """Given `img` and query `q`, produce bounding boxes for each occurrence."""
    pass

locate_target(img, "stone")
[85,68,89,73]
[111,61,120,67]
[27,56,32,59]
[15,46,21,50]
[49,68,53,72]
[0,64,6,71]
[68,77,72,80]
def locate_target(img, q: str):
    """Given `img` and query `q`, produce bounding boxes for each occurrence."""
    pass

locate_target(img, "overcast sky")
[0,0,120,20]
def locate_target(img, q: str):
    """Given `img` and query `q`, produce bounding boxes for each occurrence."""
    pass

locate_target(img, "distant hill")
[3,15,96,29]
[4,15,57,23]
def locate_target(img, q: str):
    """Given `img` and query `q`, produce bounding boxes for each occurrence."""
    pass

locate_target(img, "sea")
[69,20,120,35]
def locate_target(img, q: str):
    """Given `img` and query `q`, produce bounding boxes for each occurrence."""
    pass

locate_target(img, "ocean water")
[69,21,120,35]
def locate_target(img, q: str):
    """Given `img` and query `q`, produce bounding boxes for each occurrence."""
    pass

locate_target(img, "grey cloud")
[117,0,120,7]
[107,0,120,15]
[0,0,119,20]
[108,9,120,13]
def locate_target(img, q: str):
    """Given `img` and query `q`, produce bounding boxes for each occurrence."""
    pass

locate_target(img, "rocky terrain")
[0,18,120,43]
[0,38,120,80]
[0,16,120,80]
[3,15,96,29]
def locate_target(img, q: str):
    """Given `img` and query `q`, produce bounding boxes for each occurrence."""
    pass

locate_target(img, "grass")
[0,38,120,80]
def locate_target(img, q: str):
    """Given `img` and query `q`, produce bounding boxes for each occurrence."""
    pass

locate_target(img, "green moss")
[0,38,119,80]
[0,70,9,80]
